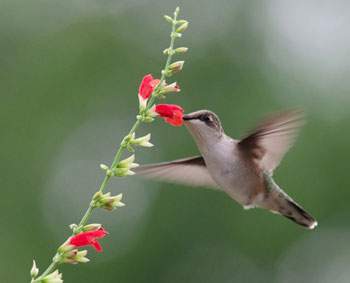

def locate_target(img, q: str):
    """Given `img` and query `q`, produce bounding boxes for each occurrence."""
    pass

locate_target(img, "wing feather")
[238,109,304,174]
[134,156,219,189]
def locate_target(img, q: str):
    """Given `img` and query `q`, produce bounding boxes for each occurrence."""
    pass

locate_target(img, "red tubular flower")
[155,104,184,126]
[139,74,161,100]
[69,227,109,252]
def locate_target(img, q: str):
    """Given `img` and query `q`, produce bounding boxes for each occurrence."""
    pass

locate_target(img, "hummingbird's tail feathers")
[280,199,318,229]
[261,195,317,229]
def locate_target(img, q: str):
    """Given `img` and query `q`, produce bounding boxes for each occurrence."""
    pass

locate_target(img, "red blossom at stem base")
[69,227,109,252]
[155,104,184,126]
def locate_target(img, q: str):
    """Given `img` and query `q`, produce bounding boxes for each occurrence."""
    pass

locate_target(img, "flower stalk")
[31,6,188,282]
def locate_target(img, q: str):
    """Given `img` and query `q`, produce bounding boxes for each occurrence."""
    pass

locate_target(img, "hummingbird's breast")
[201,137,263,205]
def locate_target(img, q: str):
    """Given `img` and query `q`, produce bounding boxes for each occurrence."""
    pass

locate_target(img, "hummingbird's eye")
[200,114,211,122]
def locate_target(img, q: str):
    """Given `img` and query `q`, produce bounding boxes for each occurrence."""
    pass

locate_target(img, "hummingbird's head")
[183,110,223,142]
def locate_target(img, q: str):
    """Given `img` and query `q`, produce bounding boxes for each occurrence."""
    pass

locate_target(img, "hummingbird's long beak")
[183,114,196,121]
[183,114,191,121]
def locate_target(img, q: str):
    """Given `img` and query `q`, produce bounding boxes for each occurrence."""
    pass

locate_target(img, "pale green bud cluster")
[114,154,138,176]
[136,114,155,123]
[161,7,189,78]
[123,133,154,150]
[41,270,63,283]
[95,192,125,211]
[130,133,153,147]
[100,155,138,177]
[62,249,89,264]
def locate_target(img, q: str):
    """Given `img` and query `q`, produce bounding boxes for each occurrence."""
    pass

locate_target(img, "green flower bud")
[164,15,173,23]
[138,93,147,111]
[115,201,125,207]
[176,21,188,32]
[82,223,101,232]
[92,191,102,200]
[74,250,90,263]
[131,133,154,147]
[98,192,125,211]
[171,32,182,38]
[175,47,188,54]
[30,260,39,278]
[143,117,155,122]
[100,164,108,171]
[177,20,187,25]
[58,238,75,253]
[114,167,135,177]
[160,69,172,77]
[63,249,90,264]
[42,270,63,283]
[117,155,135,168]
[169,61,184,73]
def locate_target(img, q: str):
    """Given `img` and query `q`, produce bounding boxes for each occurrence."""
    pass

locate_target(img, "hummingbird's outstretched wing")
[133,156,220,189]
[237,109,304,175]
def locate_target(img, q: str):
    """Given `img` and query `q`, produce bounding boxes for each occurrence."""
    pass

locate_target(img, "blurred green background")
[1,0,350,282]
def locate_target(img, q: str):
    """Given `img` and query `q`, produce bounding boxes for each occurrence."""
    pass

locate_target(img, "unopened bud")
[169,61,184,73]
[115,201,125,207]
[147,105,158,118]
[92,191,102,200]
[74,250,90,263]
[117,155,135,168]
[175,6,180,15]
[98,192,125,210]
[42,270,63,283]
[161,69,173,77]
[175,47,188,54]
[144,117,155,122]
[58,238,74,253]
[100,164,108,171]
[177,20,187,25]
[171,32,182,38]
[176,21,188,32]
[161,82,180,94]
[131,133,154,147]
[164,15,173,23]
[30,260,39,278]
[138,94,147,111]
[63,249,89,264]
[82,223,101,232]
[114,167,135,177]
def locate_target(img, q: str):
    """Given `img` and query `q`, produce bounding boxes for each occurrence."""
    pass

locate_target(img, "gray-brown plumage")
[134,109,317,229]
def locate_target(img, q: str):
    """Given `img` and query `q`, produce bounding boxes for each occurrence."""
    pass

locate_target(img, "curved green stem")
[34,8,181,282]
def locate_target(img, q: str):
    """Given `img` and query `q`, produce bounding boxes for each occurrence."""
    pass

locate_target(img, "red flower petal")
[69,227,108,252]
[91,240,102,252]
[149,79,161,88]
[139,74,154,100]
[155,104,184,126]
[138,75,164,100]
[164,110,183,126]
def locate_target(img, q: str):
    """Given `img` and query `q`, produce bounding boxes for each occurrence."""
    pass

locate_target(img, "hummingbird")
[134,109,317,229]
